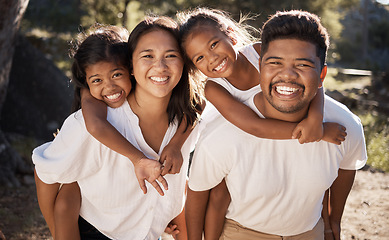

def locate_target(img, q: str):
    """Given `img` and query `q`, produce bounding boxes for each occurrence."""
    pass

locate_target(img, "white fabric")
[33,100,198,240]
[207,43,261,102]
[200,44,262,130]
[188,95,367,236]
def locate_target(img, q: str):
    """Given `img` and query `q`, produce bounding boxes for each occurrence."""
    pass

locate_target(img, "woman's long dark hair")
[69,24,130,113]
[128,16,203,130]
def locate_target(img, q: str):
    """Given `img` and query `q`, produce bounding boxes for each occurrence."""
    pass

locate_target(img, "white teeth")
[106,92,121,100]
[275,86,298,95]
[214,59,226,71]
[150,76,169,82]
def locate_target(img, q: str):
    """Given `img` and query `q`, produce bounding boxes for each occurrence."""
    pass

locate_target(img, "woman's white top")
[32,100,198,240]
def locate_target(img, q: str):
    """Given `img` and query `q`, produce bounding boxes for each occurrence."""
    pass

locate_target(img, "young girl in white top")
[33,19,201,239]
[177,7,346,239]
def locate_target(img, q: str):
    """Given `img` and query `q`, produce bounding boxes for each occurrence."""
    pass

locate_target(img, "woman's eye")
[167,54,178,58]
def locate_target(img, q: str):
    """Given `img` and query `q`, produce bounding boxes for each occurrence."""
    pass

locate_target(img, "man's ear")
[319,65,327,88]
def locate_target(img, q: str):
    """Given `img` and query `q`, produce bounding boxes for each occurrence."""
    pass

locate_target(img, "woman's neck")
[128,90,170,119]
[128,90,170,153]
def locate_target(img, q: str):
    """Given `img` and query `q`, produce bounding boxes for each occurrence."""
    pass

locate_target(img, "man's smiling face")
[259,38,326,115]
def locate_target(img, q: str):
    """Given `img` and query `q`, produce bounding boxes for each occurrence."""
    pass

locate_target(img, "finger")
[159,156,165,165]
[137,179,147,194]
[158,175,168,191]
[151,181,164,196]
[170,160,182,174]
[162,161,172,176]
[292,128,301,139]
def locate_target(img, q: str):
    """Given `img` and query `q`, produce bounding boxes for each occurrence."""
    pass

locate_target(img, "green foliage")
[358,112,389,172]
[80,0,127,27]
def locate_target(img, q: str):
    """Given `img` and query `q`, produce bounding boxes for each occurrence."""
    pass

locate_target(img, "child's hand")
[134,157,168,196]
[164,223,180,239]
[159,144,183,176]
[292,117,323,144]
[322,122,347,145]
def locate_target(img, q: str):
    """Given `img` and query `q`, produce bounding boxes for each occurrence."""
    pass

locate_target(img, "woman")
[32,16,202,240]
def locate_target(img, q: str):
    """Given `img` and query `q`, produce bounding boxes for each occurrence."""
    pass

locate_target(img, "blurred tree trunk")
[122,0,131,27]
[0,0,30,187]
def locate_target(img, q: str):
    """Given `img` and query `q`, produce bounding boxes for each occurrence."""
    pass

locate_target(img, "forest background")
[0,0,388,239]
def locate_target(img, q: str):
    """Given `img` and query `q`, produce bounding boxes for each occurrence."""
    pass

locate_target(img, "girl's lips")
[104,91,123,102]
[213,58,227,72]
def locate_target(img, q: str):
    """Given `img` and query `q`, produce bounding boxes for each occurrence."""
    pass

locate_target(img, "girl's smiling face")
[131,29,183,100]
[183,25,237,79]
[85,61,132,108]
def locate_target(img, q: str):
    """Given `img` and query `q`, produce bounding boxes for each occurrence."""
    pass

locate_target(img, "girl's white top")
[32,100,198,240]
[207,43,261,102]
[200,44,261,128]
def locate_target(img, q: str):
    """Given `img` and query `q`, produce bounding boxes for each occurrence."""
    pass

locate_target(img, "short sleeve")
[32,111,103,184]
[339,116,367,170]
[188,117,233,191]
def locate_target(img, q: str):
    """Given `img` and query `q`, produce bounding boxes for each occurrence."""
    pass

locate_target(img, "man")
[186,10,367,240]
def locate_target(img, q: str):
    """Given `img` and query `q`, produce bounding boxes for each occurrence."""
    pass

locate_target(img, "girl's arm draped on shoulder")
[80,89,168,196]
[160,117,196,176]
[292,88,347,145]
[205,80,298,139]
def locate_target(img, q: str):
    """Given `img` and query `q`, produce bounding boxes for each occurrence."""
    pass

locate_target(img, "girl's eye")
[142,54,153,58]
[91,78,102,83]
[113,72,123,78]
[196,56,204,62]
[210,41,218,49]
[268,61,281,65]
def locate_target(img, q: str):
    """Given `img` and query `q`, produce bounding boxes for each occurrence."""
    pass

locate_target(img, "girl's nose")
[104,79,116,89]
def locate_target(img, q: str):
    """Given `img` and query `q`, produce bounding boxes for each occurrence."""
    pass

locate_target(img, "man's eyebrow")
[296,58,315,64]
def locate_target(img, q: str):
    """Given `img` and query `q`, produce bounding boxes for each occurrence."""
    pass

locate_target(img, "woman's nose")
[154,58,168,69]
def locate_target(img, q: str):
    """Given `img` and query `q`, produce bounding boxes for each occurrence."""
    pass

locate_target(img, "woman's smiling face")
[131,29,184,100]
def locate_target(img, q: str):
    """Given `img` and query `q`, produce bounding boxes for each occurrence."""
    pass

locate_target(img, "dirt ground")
[0,168,388,240]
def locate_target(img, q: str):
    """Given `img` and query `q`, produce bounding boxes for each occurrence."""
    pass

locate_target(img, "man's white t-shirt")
[189,95,367,236]
[33,100,198,240]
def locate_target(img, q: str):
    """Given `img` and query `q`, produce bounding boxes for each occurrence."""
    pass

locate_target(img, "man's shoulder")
[198,115,246,144]
[324,95,365,143]
[324,95,362,127]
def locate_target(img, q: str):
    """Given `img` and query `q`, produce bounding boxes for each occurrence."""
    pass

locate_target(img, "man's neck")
[253,92,308,122]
